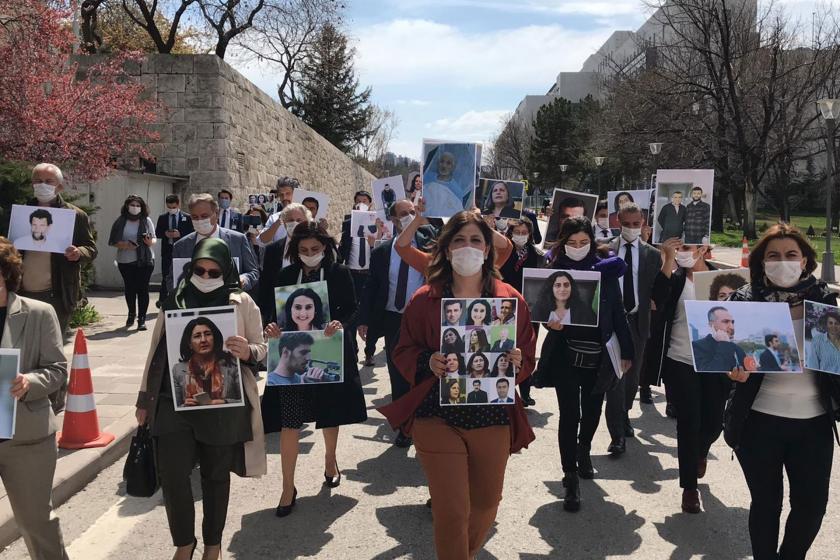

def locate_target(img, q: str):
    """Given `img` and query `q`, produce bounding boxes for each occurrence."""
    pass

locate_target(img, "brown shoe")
[697,458,708,479]
[681,489,701,514]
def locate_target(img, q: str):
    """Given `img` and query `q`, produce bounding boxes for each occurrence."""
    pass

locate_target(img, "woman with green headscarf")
[135,238,266,560]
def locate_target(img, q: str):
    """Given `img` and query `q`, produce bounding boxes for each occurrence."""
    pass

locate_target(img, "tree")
[294,23,372,154]
[490,113,532,181]
[90,1,207,53]
[354,105,399,173]
[0,1,161,181]
[81,0,199,54]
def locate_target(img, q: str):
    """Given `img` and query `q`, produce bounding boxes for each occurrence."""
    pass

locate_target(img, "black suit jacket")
[358,225,437,337]
[759,348,781,371]
[467,390,488,404]
[692,334,747,372]
[155,211,193,261]
[258,238,288,323]
[218,208,243,232]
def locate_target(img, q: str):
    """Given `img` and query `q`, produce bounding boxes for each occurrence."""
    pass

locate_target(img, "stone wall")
[135,54,374,228]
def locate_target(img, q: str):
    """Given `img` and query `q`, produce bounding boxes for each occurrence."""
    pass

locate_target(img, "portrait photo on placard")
[274,281,331,332]
[421,140,480,218]
[545,189,599,243]
[441,299,467,327]
[521,268,601,327]
[292,189,330,220]
[266,330,344,386]
[9,204,76,254]
[692,269,750,301]
[476,178,524,219]
[372,175,406,212]
[684,300,801,373]
[653,169,714,245]
[804,300,840,376]
[350,209,393,240]
[0,350,19,439]
[406,171,423,202]
[607,189,653,228]
[164,305,244,411]
[171,257,239,290]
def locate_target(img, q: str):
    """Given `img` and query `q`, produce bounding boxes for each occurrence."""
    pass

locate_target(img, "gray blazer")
[172,227,260,291]
[610,237,662,339]
[0,293,68,442]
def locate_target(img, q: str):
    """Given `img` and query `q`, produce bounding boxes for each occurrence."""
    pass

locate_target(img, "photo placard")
[292,189,330,221]
[372,175,406,212]
[545,189,599,244]
[653,169,714,245]
[692,269,750,301]
[804,300,840,376]
[421,139,480,218]
[521,268,600,327]
[606,189,654,228]
[0,350,19,439]
[266,331,344,385]
[274,281,331,331]
[350,209,393,240]
[9,204,76,254]
[476,178,524,219]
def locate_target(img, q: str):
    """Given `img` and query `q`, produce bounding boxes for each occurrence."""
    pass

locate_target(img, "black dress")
[261,262,368,431]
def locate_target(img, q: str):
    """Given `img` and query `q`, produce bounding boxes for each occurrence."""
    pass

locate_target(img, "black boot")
[137,315,147,331]
[563,473,581,512]
[126,313,136,328]
[577,444,595,479]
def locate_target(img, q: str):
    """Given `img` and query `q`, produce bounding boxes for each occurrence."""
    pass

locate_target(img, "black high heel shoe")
[275,487,297,518]
[324,463,341,488]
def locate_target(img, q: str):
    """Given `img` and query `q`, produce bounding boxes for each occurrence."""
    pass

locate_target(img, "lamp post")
[559,164,568,190]
[532,171,540,196]
[594,157,605,197]
[649,142,663,188]
[818,99,838,283]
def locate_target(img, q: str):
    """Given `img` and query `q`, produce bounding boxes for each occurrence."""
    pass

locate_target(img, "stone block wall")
[136,54,374,229]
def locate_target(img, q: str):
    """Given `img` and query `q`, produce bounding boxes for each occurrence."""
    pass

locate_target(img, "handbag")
[123,425,159,497]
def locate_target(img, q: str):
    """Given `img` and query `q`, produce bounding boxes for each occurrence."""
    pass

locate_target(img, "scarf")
[737,274,833,307]
[185,356,224,400]
[164,238,242,311]
[513,245,528,272]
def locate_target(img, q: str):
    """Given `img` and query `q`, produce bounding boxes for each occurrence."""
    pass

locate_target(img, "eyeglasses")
[193,266,222,279]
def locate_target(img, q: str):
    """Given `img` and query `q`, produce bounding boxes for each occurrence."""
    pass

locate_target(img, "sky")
[230,0,835,161]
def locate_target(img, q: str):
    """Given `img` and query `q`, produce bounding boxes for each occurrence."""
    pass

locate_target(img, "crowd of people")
[0,161,838,560]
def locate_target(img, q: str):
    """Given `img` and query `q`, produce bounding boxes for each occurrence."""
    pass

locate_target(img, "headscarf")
[164,238,241,310]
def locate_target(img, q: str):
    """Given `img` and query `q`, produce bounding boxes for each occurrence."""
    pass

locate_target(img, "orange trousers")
[413,417,510,560]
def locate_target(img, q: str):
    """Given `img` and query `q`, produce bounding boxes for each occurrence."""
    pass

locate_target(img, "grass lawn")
[711,213,840,263]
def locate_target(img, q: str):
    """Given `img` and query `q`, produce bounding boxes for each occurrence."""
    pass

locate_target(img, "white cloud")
[426,109,509,142]
[387,0,645,18]
[395,99,432,106]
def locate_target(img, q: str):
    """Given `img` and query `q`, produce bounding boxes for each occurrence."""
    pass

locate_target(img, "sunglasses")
[193,266,222,279]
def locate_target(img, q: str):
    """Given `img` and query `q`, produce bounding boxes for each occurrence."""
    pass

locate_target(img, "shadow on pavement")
[369,504,435,560]
[523,480,644,559]
[343,437,426,496]
[228,488,358,559]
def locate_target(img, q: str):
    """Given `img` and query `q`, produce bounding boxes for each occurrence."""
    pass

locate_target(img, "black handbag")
[123,425,159,497]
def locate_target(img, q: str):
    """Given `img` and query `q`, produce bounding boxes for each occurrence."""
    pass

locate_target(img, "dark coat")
[155,210,194,261]
[656,204,685,242]
[609,237,661,339]
[257,237,288,323]
[758,348,782,372]
[498,243,542,294]
[692,334,747,372]
[467,390,488,404]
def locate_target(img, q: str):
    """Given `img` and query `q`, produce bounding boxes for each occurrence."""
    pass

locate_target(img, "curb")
[0,414,137,550]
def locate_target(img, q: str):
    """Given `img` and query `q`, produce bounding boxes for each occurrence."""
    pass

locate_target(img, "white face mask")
[565,244,591,262]
[193,218,214,236]
[495,218,509,232]
[299,252,325,268]
[168,208,179,215]
[512,234,529,247]
[355,203,369,212]
[190,274,224,293]
[399,213,415,232]
[450,246,486,276]
[33,182,56,203]
[128,205,141,216]
[285,221,299,238]
[597,218,609,229]
[764,260,803,288]
[675,251,698,268]
[621,227,641,243]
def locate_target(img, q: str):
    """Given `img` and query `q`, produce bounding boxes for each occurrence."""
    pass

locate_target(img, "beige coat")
[0,293,68,443]
[137,292,267,477]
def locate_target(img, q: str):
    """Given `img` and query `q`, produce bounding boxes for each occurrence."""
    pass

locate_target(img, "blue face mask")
[219,199,231,209]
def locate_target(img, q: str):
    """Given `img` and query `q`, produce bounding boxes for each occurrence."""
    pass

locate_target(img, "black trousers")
[605,315,645,439]
[117,263,154,319]
[736,411,834,560]
[384,311,411,404]
[349,270,376,357]
[156,430,236,547]
[662,357,729,490]
[159,251,173,301]
[554,365,603,474]
[519,323,539,401]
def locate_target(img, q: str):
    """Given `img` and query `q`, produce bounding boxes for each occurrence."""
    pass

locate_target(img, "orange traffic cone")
[57,329,115,449]
[740,237,750,268]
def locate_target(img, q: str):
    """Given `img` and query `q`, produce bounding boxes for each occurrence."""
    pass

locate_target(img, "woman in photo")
[282,287,327,332]
[441,327,465,354]
[535,271,597,326]
[608,191,634,228]
[541,216,633,512]
[808,310,840,372]
[136,238,266,560]
[443,352,466,377]
[260,221,367,518]
[0,238,69,559]
[466,299,493,326]
[380,211,536,560]
[441,379,465,405]
[466,352,490,378]
[483,181,519,219]
[171,317,241,407]
[406,172,423,200]
[491,353,515,377]
[465,328,491,353]
[708,272,748,301]
[726,224,840,560]
[109,194,156,331]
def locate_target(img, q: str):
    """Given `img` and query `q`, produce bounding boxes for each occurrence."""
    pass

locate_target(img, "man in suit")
[340,191,377,366]
[490,379,514,404]
[657,191,686,243]
[172,193,259,292]
[467,380,488,404]
[759,334,785,371]
[692,306,747,372]
[358,198,436,447]
[683,186,711,244]
[155,194,193,306]
[605,202,663,456]
[217,189,242,232]
[490,327,514,352]
[593,200,616,243]
[443,300,464,327]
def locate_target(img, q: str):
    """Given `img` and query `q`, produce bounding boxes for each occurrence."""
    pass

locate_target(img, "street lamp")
[532,171,540,196]
[817,98,838,283]
[649,142,663,188]
[559,164,568,190]
[594,157,605,197]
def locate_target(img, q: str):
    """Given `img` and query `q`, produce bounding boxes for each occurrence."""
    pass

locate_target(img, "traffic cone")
[740,237,750,268]
[57,329,115,449]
